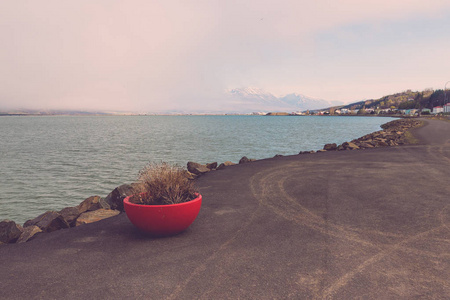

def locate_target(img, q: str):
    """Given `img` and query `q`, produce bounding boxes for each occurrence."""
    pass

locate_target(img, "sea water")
[0,115,394,223]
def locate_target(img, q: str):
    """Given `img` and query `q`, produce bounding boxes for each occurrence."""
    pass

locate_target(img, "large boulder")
[299,151,313,154]
[0,220,24,243]
[16,225,42,243]
[206,162,218,170]
[23,211,69,233]
[342,142,360,150]
[77,196,110,213]
[59,206,81,227]
[323,143,337,151]
[187,162,210,175]
[359,142,374,149]
[75,209,120,226]
[239,156,255,164]
[104,184,135,212]
[217,161,236,170]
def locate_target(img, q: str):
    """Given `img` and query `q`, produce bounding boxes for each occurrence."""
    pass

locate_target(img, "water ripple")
[0,115,393,224]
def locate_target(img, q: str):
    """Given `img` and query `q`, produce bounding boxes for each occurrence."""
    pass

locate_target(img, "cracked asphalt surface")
[1,118,449,299]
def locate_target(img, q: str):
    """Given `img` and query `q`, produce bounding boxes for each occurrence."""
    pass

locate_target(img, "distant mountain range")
[226,87,343,113]
[1,88,344,115]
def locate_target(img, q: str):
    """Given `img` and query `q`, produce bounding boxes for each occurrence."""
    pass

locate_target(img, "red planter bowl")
[123,194,202,236]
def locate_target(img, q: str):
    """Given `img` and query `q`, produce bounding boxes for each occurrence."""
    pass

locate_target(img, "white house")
[444,103,450,113]
[433,106,443,114]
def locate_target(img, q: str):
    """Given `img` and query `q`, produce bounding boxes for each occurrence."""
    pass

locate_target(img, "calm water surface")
[0,115,394,223]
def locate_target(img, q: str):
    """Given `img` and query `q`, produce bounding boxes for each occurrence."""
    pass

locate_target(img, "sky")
[1,0,450,112]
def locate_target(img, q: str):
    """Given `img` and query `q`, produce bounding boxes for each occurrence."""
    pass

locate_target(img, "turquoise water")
[0,115,394,224]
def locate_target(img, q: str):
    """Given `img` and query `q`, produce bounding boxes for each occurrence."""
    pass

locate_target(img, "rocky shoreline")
[0,118,423,246]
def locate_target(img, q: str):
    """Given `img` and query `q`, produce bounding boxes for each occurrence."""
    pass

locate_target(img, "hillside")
[334,89,449,113]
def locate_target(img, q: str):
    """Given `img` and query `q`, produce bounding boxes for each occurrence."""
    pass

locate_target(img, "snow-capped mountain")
[226,87,343,112]
[229,87,281,104]
[279,93,342,110]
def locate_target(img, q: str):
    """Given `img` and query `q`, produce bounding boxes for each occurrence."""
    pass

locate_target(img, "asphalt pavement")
[1,118,449,299]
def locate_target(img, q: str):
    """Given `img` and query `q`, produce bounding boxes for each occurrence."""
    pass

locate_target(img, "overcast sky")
[1,1,450,112]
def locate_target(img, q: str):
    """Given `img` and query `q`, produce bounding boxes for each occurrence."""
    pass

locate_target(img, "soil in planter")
[129,191,198,206]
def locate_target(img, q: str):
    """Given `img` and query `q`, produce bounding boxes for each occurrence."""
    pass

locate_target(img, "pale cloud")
[1,1,450,111]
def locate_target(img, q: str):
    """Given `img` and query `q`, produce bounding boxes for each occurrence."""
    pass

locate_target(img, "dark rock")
[59,206,81,227]
[273,154,284,158]
[323,143,337,151]
[23,211,69,233]
[0,220,24,243]
[187,161,210,175]
[299,151,315,154]
[75,209,120,226]
[317,149,327,152]
[17,225,42,243]
[359,142,374,149]
[337,145,345,151]
[104,184,135,212]
[342,142,359,150]
[217,161,236,170]
[77,196,109,213]
[348,118,423,150]
[239,156,255,164]
[206,162,218,170]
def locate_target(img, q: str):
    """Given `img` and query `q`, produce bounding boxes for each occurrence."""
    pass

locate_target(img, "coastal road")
[1,119,449,299]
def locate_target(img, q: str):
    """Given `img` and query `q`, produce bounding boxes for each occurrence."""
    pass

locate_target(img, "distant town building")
[444,103,450,113]
[433,106,443,114]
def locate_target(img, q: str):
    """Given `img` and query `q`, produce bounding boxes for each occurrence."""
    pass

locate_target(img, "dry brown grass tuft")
[130,163,198,205]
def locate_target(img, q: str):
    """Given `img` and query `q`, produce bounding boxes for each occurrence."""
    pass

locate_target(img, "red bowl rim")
[124,193,202,208]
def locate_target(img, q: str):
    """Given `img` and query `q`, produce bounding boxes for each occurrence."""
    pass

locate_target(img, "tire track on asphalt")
[249,157,450,299]
[250,161,396,248]
[317,146,450,299]
[439,204,450,232]
[321,224,450,299]
[168,193,263,300]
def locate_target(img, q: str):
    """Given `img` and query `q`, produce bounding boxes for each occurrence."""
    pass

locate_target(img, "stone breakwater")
[0,185,135,245]
[0,118,423,246]
[319,118,423,152]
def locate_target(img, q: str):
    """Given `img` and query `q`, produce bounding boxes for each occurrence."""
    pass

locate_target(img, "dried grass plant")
[130,163,198,205]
